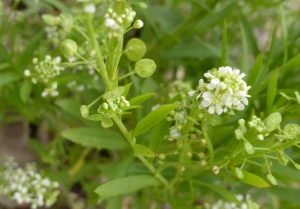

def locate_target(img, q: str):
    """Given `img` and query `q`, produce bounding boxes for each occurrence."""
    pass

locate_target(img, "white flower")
[195,66,251,115]
[84,4,96,13]
[24,69,30,77]
[104,18,118,28]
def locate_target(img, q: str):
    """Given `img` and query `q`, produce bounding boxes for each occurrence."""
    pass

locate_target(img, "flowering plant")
[0,0,300,209]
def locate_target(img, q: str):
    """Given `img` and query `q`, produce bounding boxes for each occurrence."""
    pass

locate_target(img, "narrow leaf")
[84,114,103,121]
[94,175,161,197]
[129,93,156,105]
[0,72,20,86]
[240,13,259,56]
[247,53,262,87]
[20,80,32,103]
[231,168,270,188]
[133,104,179,137]
[134,144,157,157]
[193,180,239,203]
[221,19,227,66]
[240,21,249,74]
[267,70,278,111]
[61,128,129,150]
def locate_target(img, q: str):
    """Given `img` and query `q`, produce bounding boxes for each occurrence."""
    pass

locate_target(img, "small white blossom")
[24,69,30,77]
[84,4,96,13]
[191,66,251,115]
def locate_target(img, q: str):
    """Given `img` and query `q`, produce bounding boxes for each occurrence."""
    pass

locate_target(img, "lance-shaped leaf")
[129,93,156,105]
[61,128,129,150]
[192,180,239,203]
[94,175,161,197]
[231,167,270,188]
[134,144,157,157]
[133,104,180,137]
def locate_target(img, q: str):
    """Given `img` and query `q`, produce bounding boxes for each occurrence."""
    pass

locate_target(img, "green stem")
[201,123,214,164]
[112,115,169,187]
[85,14,112,90]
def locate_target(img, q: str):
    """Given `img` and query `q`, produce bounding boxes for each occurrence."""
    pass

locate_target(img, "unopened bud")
[158,154,165,160]
[133,20,143,29]
[198,152,204,159]
[212,166,219,174]
[201,160,207,166]
[187,152,192,158]
[257,134,264,140]
[201,138,206,145]
[238,119,245,126]
[180,166,185,172]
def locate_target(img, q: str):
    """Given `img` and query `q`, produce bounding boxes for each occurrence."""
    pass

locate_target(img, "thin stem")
[112,71,135,81]
[263,155,271,174]
[87,95,102,108]
[72,25,90,42]
[201,123,214,164]
[112,115,169,187]
[74,52,101,74]
[85,14,112,90]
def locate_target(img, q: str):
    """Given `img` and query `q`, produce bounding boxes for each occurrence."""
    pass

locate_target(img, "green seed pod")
[264,112,282,132]
[80,105,89,117]
[42,14,59,26]
[284,123,300,139]
[244,141,254,155]
[235,129,243,140]
[235,167,244,179]
[158,154,165,160]
[61,39,78,58]
[267,174,277,185]
[134,59,156,78]
[276,149,288,166]
[125,38,146,61]
[59,13,73,31]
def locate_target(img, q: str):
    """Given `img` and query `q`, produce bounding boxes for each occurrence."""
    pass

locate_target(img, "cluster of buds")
[24,55,64,97]
[99,96,130,114]
[104,5,139,38]
[248,115,268,140]
[204,194,260,209]
[167,110,187,140]
[0,156,60,209]
[189,66,251,115]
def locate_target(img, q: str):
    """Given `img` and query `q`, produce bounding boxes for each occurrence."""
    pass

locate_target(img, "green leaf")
[20,80,32,103]
[61,128,128,150]
[221,19,227,66]
[247,53,262,87]
[240,21,249,74]
[17,31,44,67]
[129,93,156,105]
[272,162,300,182]
[231,168,270,188]
[94,175,161,197]
[134,144,157,157]
[101,115,113,128]
[149,119,172,158]
[55,98,82,120]
[107,196,123,209]
[85,114,103,121]
[122,83,132,97]
[264,112,282,132]
[42,0,71,13]
[279,52,300,74]
[265,187,300,204]
[133,104,180,137]
[0,42,11,63]
[280,7,288,64]
[0,63,11,71]
[107,154,133,181]
[265,16,279,69]
[103,86,124,99]
[0,72,20,86]
[239,13,259,56]
[267,70,278,111]
[192,180,239,203]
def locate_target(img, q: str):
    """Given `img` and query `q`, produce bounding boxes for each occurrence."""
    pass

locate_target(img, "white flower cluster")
[189,66,251,115]
[100,96,130,114]
[24,55,64,97]
[0,157,60,209]
[204,194,260,209]
[104,7,136,38]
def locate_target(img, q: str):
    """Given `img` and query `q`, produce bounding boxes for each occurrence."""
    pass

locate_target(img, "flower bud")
[180,166,185,172]
[257,134,264,140]
[235,129,243,140]
[158,154,165,160]
[238,119,245,126]
[61,39,78,58]
[198,152,204,159]
[187,152,192,158]
[134,59,156,78]
[212,166,219,174]
[138,2,148,9]
[133,20,144,29]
